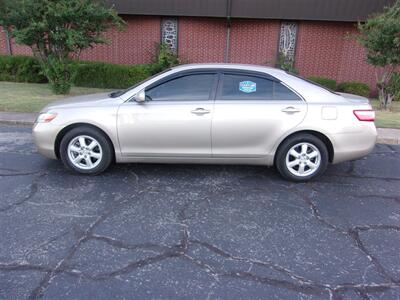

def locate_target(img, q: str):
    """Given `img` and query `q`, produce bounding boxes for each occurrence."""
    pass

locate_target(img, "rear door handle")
[281,107,301,114]
[191,108,211,115]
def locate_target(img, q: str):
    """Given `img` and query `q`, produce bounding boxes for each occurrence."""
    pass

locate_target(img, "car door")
[117,71,218,157]
[212,71,307,157]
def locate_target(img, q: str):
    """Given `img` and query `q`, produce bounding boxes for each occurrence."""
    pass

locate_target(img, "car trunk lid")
[338,92,370,104]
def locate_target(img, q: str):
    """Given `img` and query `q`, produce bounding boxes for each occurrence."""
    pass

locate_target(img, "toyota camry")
[33,64,377,181]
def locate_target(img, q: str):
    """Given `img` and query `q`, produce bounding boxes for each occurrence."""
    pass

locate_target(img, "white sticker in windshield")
[239,81,257,93]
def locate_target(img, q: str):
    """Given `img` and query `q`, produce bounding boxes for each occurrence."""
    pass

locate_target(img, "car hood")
[338,92,370,104]
[43,92,115,111]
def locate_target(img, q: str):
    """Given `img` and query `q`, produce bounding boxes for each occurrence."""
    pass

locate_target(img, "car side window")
[146,74,216,101]
[221,74,273,100]
[220,74,301,101]
[274,82,301,100]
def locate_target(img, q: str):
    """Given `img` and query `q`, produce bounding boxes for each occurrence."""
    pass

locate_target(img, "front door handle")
[281,107,301,114]
[191,108,211,115]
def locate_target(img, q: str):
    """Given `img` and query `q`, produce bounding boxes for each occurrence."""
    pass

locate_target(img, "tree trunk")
[378,85,386,110]
[375,66,395,111]
[387,93,394,111]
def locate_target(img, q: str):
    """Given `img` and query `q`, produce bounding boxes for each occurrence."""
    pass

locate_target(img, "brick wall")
[9,42,31,56]
[79,16,161,64]
[178,18,280,65]
[0,28,9,55]
[1,16,161,64]
[229,19,280,65]
[336,30,376,87]
[1,17,378,90]
[178,18,376,90]
[178,17,226,63]
[295,21,376,88]
[0,26,32,56]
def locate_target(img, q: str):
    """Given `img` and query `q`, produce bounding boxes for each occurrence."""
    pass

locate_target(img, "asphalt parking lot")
[0,124,399,300]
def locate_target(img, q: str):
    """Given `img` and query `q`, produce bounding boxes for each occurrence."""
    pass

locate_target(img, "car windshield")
[285,72,340,95]
[109,68,172,98]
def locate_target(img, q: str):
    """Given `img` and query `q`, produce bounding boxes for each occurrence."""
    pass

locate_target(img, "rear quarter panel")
[268,101,377,164]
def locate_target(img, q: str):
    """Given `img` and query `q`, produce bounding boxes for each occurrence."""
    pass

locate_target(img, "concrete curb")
[377,138,399,145]
[377,128,400,145]
[0,112,37,126]
[0,112,399,145]
[0,119,35,126]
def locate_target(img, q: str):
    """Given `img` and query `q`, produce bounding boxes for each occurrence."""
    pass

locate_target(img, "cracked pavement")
[0,124,399,300]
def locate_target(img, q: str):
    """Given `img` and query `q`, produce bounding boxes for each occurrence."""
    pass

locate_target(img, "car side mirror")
[134,89,146,103]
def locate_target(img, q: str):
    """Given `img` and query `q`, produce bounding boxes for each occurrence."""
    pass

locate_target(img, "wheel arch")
[54,123,116,160]
[274,130,334,165]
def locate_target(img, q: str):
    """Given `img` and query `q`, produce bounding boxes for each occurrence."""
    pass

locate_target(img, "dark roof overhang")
[106,0,395,22]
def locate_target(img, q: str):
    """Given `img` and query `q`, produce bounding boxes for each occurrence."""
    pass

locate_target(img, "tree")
[358,0,400,110]
[0,0,124,94]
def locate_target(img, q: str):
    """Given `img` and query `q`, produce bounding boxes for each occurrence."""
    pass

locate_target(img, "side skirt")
[115,155,274,166]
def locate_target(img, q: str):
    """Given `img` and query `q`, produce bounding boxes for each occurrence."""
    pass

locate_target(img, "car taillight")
[353,110,375,122]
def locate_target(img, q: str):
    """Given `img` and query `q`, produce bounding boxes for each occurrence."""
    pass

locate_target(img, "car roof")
[171,63,288,77]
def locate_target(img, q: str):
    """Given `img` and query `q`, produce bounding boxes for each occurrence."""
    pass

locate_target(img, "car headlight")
[36,112,58,123]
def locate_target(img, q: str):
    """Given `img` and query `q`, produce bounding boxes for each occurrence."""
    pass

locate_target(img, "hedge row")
[0,55,157,89]
[336,81,371,98]
[307,76,371,97]
[71,61,153,89]
[307,76,337,91]
[0,55,47,83]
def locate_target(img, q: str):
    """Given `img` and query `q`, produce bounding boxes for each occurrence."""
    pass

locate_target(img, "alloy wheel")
[285,142,321,177]
[67,135,103,170]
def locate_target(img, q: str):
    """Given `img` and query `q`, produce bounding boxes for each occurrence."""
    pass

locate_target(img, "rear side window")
[221,74,273,100]
[146,74,216,101]
[274,82,301,100]
[220,74,301,101]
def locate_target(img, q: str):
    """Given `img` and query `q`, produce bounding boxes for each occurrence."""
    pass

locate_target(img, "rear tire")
[275,134,328,182]
[60,126,113,175]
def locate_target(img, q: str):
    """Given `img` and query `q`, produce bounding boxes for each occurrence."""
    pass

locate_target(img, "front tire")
[275,134,328,182]
[60,126,113,175]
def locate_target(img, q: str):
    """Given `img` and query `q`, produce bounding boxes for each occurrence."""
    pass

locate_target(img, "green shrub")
[151,43,181,74]
[274,53,299,74]
[0,55,47,83]
[72,61,153,89]
[337,81,371,97]
[0,55,159,90]
[308,76,337,90]
[387,73,400,101]
[41,56,74,94]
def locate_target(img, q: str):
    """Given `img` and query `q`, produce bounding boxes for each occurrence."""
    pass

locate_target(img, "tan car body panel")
[33,64,377,166]
[33,95,123,160]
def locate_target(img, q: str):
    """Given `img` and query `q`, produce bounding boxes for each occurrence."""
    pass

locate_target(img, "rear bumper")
[331,124,377,164]
[32,122,60,160]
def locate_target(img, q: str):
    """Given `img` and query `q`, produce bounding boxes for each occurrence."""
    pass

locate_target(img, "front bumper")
[32,122,61,160]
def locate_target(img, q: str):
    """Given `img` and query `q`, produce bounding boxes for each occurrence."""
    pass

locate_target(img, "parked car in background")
[33,64,377,181]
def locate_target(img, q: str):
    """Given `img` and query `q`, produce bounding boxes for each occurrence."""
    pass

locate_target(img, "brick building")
[0,0,395,89]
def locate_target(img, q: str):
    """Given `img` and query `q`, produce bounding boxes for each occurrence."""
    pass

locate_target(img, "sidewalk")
[0,111,37,125]
[0,111,399,145]
[376,128,400,145]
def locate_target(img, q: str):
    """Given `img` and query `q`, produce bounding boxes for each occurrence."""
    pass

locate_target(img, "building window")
[278,22,298,64]
[161,17,178,54]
